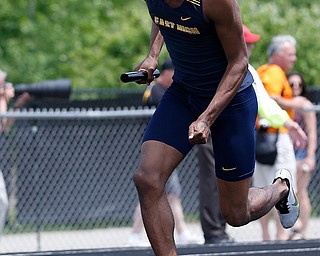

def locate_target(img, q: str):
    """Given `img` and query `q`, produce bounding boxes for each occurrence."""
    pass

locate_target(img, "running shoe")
[273,168,300,229]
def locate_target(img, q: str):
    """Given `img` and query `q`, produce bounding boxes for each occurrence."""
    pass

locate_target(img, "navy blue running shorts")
[143,82,258,182]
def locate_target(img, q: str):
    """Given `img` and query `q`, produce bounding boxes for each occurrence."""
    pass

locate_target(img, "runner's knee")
[133,166,163,194]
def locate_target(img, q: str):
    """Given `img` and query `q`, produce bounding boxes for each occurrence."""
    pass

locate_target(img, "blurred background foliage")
[0,0,319,90]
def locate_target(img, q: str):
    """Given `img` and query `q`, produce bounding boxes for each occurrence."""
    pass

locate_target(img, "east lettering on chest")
[153,15,200,35]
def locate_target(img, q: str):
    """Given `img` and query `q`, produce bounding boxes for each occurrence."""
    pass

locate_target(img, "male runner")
[133,1,299,255]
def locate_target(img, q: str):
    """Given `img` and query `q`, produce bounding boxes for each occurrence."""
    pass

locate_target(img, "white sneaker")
[175,231,201,245]
[273,169,300,229]
[127,232,150,247]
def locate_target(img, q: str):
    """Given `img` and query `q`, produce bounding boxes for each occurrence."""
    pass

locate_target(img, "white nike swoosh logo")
[222,167,237,172]
[181,17,191,21]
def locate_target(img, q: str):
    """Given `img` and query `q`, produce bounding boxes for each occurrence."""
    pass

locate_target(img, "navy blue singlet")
[143,0,257,182]
[146,0,253,96]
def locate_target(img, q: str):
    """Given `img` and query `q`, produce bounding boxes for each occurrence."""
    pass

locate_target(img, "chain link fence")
[0,108,201,252]
[0,89,319,253]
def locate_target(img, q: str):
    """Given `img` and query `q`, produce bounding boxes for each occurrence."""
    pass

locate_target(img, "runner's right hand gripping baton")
[120,69,160,83]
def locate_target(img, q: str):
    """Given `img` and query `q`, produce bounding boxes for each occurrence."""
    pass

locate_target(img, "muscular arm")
[189,0,248,142]
[148,22,164,61]
[202,0,248,124]
[135,22,164,83]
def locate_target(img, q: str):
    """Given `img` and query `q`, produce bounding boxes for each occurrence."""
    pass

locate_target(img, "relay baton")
[120,69,160,83]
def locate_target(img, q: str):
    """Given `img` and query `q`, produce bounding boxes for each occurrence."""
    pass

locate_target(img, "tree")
[0,0,319,90]
[239,0,320,86]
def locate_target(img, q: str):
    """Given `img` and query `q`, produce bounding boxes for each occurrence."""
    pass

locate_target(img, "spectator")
[128,58,199,246]
[287,72,317,240]
[0,69,32,240]
[0,70,11,237]
[199,25,307,245]
[255,35,305,241]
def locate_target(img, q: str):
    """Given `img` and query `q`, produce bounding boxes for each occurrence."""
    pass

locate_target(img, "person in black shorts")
[132,1,299,255]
